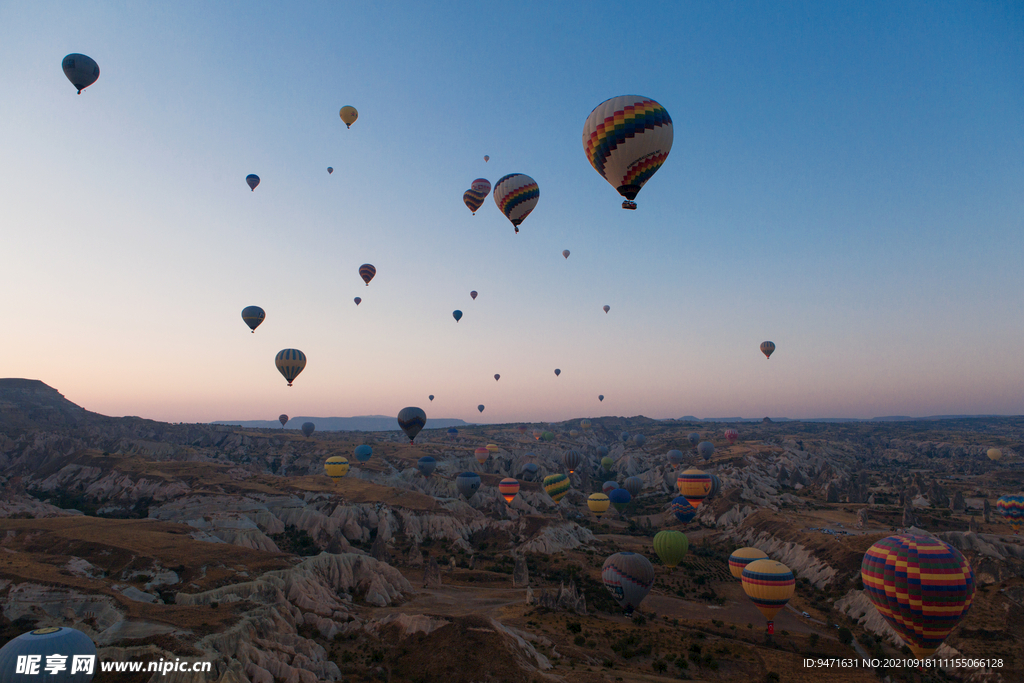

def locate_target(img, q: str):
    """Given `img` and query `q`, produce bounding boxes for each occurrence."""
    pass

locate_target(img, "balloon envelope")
[602,480,619,495]
[463,189,486,214]
[707,473,722,500]
[667,449,683,465]
[325,456,349,479]
[483,155,489,162]
[602,552,654,614]
[278,414,288,427]
[633,434,645,447]
[742,559,795,624]
[729,547,768,579]
[619,431,630,442]
[861,534,975,657]
[687,432,700,447]
[359,264,376,285]
[417,456,437,477]
[697,441,715,461]
[653,530,689,568]
[724,428,739,445]
[474,447,489,464]
[670,496,696,523]
[598,395,604,401]
[354,297,361,306]
[275,349,306,386]
[554,368,561,376]
[494,374,500,381]
[447,427,459,437]
[580,419,592,430]
[493,173,539,233]
[429,395,434,401]
[246,174,260,191]
[397,407,426,443]
[453,310,463,322]
[241,306,265,332]
[987,448,1002,461]
[62,54,100,94]
[470,290,478,300]
[608,487,631,511]
[471,178,491,194]
[339,106,358,127]
[354,444,373,462]
[477,404,484,412]
[597,445,608,457]
[498,478,520,503]
[996,495,1024,533]
[600,456,614,471]
[623,476,642,497]
[0,626,97,683]
[543,473,570,502]
[563,450,582,473]
[588,492,610,516]
[760,341,776,359]
[603,305,610,313]
[327,167,333,174]
[541,431,555,442]
[301,422,315,437]
[562,250,570,259]
[456,471,481,499]
[677,469,712,507]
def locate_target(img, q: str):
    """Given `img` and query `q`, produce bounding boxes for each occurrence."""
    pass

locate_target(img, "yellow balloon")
[324,456,350,480]
[728,547,768,579]
[339,106,358,128]
[587,492,610,516]
[486,443,500,453]
[987,448,1002,461]
[741,559,795,623]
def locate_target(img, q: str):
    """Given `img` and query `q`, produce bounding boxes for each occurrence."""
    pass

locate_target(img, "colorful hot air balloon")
[241,306,265,333]
[609,487,631,511]
[397,407,426,443]
[354,297,361,306]
[354,444,373,462]
[602,552,654,614]
[760,341,776,359]
[0,626,97,683]
[724,429,739,445]
[603,305,610,313]
[997,495,1024,533]
[493,173,539,234]
[301,422,315,437]
[453,310,463,322]
[623,476,642,498]
[474,447,489,465]
[471,178,491,195]
[598,394,604,401]
[325,456,349,479]
[499,478,520,503]
[687,433,700,447]
[456,471,481,499]
[667,449,683,465]
[580,419,592,430]
[463,189,486,214]
[246,174,260,191]
[543,473,570,502]
[602,480,619,495]
[563,450,582,473]
[470,290,478,300]
[477,404,484,412]
[275,349,306,386]
[554,368,561,376]
[62,54,100,94]
[429,395,434,401]
[742,559,795,634]
[583,95,673,209]
[588,492,610,516]
[494,374,500,381]
[328,167,333,174]
[653,530,689,569]
[697,441,715,462]
[359,264,376,285]
[861,534,975,657]
[728,547,768,579]
[987,448,1003,461]
[570,429,579,438]
[533,429,542,440]
[670,496,696,523]
[278,414,288,427]
[562,250,570,259]
[339,106,358,128]
[483,155,489,162]
[600,456,615,471]
[677,469,712,507]
[417,456,437,477]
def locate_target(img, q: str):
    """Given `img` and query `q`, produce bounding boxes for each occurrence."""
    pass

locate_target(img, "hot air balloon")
[493,173,539,234]
[602,552,654,614]
[728,547,769,579]
[623,476,642,498]
[339,106,358,128]
[397,407,426,443]
[600,456,615,471]
[697,441,715,462]
[499,478,520,503]
[543,473,570,502]
[533,429,542,440]
[677,468,711,507]
[246,174,260,191]
[598,394,604,401]
[275,349,306,386]
[522,461,539,477]
[760,341,775,359]
[517,425,527,434]
[707,473,722,501]
[354,297,361,306]
[417,456,437,477]
[861,534,975,657]
[447,427,459,438]
[569,429,579,438]
[563,450,582,473]
[653,530,689,569]
[471,178,491,195]
[494,374,500,381]
[562,250,570,259]
[667,449,683,465]
[301,422,315,437]
[602,480,619,495]
[687,433,700,447]
[0,626,97,683]
[359,264,376,285]
[595,446,608,459]
[354,444,373,462]
[987,448,1003,462]
[996,495,1024,533]
[609,487,631,512]
[603,305,610,313]
[62,54,100,94]
[241,306,265,333]
[470,290,478,300]
[724,428,739,445]
[541,431,555,442]
[325,456,350,479]
[463,189,485,214]
[670,496,696,523]
[483,155,489,162]
[454,310,463,322]
[279,414,288,427]
[429,395,434,401]
[588,492,610,516]
[583,95,673,210]
[328,167,333,174]
[474,447,489,465]
[477,404,484,412]
[633,434,646,447]
[742,560,795,634]
[456,471,481,499]
[580,419,592,430]
[620,432,630,442]
[554,368,561,376]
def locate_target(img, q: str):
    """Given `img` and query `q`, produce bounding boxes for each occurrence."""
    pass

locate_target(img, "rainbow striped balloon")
[274,349,306,386]
[729,547,769,579]
[677,468,712,507]
[861,534,975,658]
[493,173,539,233]
[543,473,570,502]
[997,495,1024,534]
[498,478,520,503]
[741,559,795,624]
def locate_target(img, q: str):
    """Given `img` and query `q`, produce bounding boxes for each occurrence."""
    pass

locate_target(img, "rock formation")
[423,557,441,588]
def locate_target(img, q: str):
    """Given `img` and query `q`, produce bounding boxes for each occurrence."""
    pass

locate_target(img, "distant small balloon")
[301,422,315,437]
[471,178,491,195]
[598,395,604,401]
[324,456,349,479]
[359,264,376,286]
[499,478,520,503]
[428,395,434,401]
[494,374,500,381]
[725,428,739,445]
[667,449,683,465]
[463,189,485,214]
[246,174,260,191]
[697,441,715,462]
[339,106,358,128]
[633,434,646,447]
[687,432,700,447]
[562,250,570,259]
[554,368,561,376]
[760,341,776,359]
[278,414,288,427]
[623,476,642,497]
[327,167,333,174]
[603,305,610,313]
[601,456,615,471]
[474,447,489,465]
[62,53,100,94]
[354,297,361,306]
[456,471,481,499]
[602,480,619,495]
[275,349,306,387]
[470,290,478,300]
[609,487,631,512]
[493,173,539,234]
[483,155,489,162]
[417,456,436,477]
[241,306,265,333]
[477,404,485,413]
[397,407,427,443]
[453,310,463,322]
[588,492,610,516]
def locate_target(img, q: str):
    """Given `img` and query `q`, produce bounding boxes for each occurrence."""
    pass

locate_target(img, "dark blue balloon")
[609,487,631,511]
[670,496,696,523]
[453,310,463,322]
[354,444,373,462]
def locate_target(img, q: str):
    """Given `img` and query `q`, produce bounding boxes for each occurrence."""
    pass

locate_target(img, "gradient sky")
[1,1,1021,424]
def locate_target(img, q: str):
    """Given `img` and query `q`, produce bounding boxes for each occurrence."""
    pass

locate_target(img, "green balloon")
[600,456,614,470]
[653,530,689,569]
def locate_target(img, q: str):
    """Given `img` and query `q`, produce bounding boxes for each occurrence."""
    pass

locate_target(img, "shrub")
[838,627,853,645]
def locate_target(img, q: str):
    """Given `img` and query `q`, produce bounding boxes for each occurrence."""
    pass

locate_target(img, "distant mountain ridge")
[693,415,1016,423]
[213,416,475,432]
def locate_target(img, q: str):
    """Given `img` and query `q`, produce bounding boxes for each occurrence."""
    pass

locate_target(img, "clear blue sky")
[1,1,1021,423]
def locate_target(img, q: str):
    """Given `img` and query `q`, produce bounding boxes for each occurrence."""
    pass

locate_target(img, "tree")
[838,627,853,645]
